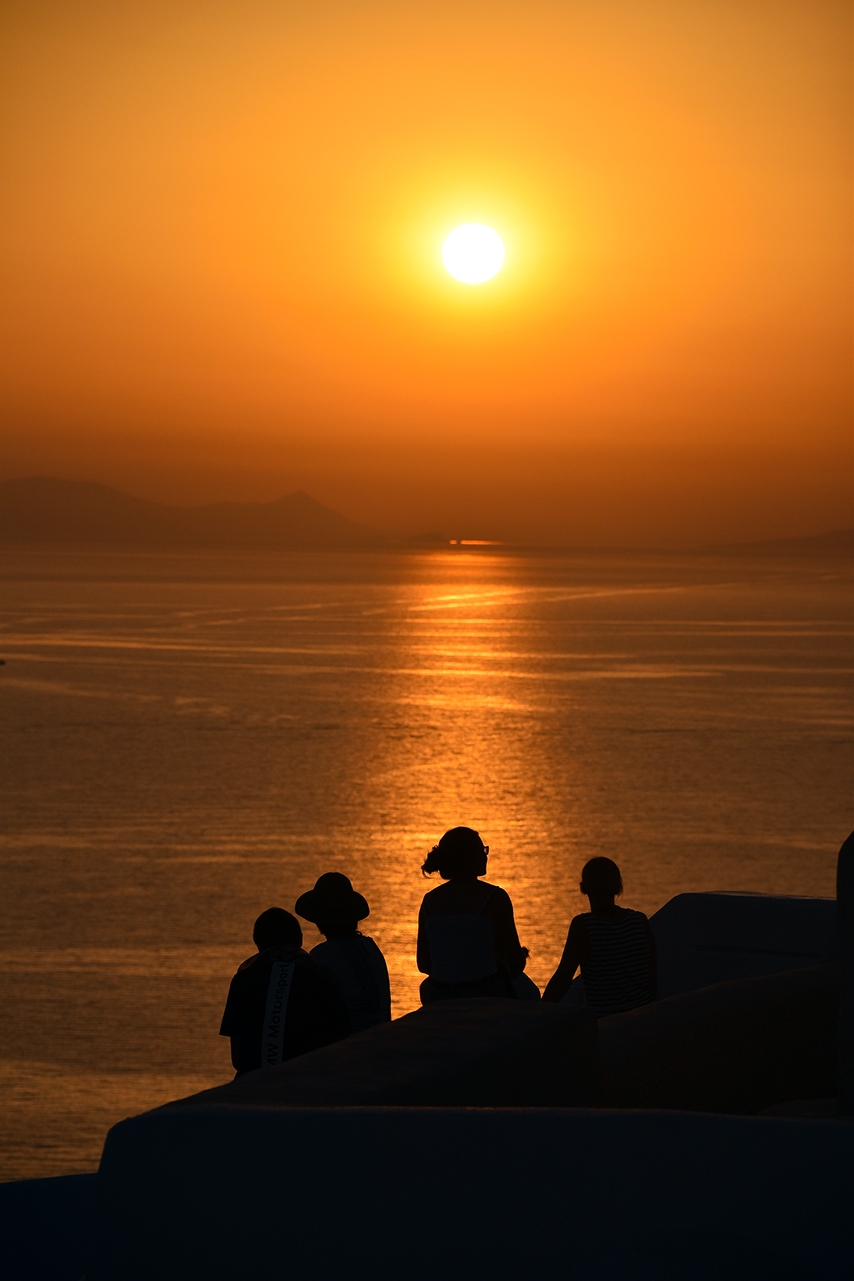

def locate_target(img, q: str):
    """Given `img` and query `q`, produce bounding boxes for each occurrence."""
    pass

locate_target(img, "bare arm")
[416,903,431,975]
[542,917,588,1003]
[492,890,528,980]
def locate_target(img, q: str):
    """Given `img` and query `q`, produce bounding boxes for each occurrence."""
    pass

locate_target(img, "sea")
[0,544,851,1181]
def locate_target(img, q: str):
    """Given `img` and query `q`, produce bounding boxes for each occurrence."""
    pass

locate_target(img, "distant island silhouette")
[0,476,389,551]
[702,529,854,558]
[0,476,851,554]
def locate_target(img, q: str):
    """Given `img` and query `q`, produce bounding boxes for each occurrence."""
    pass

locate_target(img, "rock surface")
[171,998,599,1109]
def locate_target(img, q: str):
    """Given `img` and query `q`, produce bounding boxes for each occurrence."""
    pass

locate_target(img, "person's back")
[416,827,531,1002]
[310,935,391,1032]
[220,907,349,1075]
[295,872,392,1034]
[577,907,654,1014]
[543,857,656,1015]
[420,879,505,983]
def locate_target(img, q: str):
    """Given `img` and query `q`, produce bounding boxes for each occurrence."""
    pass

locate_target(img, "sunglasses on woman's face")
[482,846,489,857]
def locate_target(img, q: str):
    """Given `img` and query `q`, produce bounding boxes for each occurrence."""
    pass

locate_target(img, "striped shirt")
[580,910,654,1015]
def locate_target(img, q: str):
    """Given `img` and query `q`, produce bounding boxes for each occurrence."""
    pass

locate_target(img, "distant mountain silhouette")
[703,528,854,558]
[0,477,388,549]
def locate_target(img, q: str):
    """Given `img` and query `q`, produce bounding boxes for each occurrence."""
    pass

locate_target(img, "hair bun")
[421,845,441,875]
[421,828,485,880]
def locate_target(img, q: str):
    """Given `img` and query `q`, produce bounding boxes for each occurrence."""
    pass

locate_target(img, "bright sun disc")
[442,224,505,283]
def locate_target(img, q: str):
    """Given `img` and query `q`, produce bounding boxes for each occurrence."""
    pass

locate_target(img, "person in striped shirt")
[542,857,657,1014]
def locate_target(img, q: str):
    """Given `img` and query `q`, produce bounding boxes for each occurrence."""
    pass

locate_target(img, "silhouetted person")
[219,907,349,1076]
[543,857,656,1013]
[417,827,532,1002]
[295,872,391,1033]
[838,830,854,1115]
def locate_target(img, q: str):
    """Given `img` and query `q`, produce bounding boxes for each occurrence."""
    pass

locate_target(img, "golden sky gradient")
[1,0,851,544]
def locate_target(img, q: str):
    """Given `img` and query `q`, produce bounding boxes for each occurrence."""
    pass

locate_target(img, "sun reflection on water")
[2,547,849,1178]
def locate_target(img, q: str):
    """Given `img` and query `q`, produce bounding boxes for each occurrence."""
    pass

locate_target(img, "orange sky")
[1,0,851,545]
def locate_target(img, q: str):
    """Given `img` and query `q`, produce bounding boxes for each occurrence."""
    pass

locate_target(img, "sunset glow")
[442,224,505,283]
[1,0,851,1195]
[0,0,850,545]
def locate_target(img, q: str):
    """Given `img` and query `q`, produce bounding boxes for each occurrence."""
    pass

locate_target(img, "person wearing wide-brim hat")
[295,873,391,1033]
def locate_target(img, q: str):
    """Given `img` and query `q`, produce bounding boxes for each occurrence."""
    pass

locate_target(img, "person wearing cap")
[219,907,349,1076]
[295,873,391,1034]
[417,827,532,1002]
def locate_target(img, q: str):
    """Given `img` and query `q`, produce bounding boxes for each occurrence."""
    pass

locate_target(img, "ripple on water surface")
[0,547,850,1177]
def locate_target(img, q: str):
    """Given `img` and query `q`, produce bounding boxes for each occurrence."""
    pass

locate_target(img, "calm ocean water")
[1,545,851,1179]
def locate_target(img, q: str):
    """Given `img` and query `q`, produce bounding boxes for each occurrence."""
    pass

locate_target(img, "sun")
[442,224,505,284]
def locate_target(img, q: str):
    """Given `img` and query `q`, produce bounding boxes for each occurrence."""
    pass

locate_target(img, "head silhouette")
[253,907,302,952]
[580,857,623,899]
[294,872,369,937]
[422,827,488,880]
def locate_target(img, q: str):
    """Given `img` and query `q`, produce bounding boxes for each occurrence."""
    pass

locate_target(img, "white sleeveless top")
[425,887,499,984]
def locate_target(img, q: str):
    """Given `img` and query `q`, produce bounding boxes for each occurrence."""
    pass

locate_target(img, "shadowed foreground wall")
[650,892,836,997]
[87,1107,851,1280]
[599,963,838,1112]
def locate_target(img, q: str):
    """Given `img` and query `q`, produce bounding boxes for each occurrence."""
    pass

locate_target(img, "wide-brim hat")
[295,872,369,924]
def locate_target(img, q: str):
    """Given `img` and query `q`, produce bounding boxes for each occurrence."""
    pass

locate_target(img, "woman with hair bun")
[543,857,656,1014]
[416,827,533,1003]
